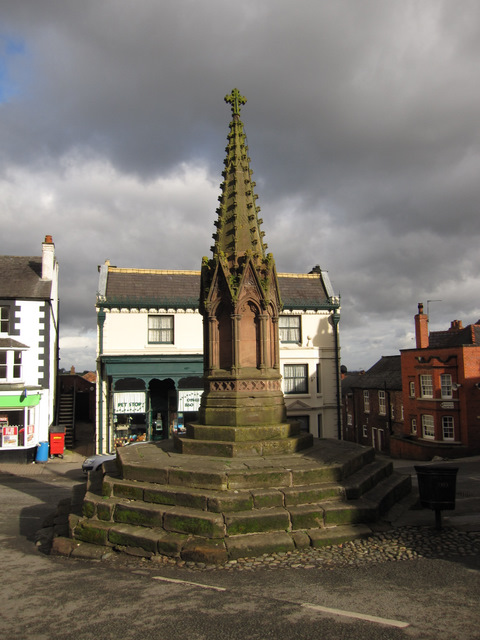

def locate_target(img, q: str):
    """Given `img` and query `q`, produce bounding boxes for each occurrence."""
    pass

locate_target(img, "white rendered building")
[96,263,341,453]
[0,236,59,462]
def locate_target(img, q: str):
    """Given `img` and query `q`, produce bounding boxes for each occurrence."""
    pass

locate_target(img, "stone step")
[83,473,405,539]
[185,422,301,442]
[74,440,410,563]
[174,432,314,457]
[72,517,375,563]
[362,472,412,515]
[342,459,393,499]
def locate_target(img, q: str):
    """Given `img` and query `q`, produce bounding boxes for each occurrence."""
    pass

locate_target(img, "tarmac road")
[0,455,480,640]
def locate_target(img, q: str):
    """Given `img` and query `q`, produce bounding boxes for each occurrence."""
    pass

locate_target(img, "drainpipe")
[97,309,106,453]
[331,308,342,440]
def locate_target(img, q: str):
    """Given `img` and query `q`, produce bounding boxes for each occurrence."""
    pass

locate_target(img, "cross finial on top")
[225,88,246,117]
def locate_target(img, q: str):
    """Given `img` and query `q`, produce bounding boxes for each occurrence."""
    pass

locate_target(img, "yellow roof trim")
[109,268,202,275]
[108,267,317,278]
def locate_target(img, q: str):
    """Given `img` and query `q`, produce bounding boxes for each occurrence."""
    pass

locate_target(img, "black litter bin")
[414,465,458,529]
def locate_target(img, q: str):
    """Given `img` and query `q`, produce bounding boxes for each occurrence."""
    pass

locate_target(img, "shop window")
[279,315,301,343]
[284,364,308,394]
[420,375,433,398]
[0,306,9,334]
[442,416,455,440]
[441,374,452,399]
[148,315,174,344]
[422,414,435,439]
[378,390,386,415]
[363,390,370,412]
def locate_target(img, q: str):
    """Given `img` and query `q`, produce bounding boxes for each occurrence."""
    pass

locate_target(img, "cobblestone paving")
[148,527,480,572]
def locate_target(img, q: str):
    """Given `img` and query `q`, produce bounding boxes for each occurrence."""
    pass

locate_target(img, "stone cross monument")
[174,89,313,457]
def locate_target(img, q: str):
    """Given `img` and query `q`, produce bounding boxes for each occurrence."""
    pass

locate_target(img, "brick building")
[391,303,480,460]
[341,356,403,453]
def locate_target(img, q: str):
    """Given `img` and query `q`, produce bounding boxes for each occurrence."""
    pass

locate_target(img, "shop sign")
[178,390,203,412]
[441,402,454,409]
[2,426,18,448]
[114,392,146,414]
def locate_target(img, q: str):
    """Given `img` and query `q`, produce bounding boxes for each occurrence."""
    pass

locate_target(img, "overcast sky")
[1,0,479,372]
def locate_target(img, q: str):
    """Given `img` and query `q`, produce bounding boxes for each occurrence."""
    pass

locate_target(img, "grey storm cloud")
[1,0,480,370]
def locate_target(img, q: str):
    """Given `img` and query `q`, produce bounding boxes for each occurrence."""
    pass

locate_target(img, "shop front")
[98,355,203,453]
[0,392,42,462]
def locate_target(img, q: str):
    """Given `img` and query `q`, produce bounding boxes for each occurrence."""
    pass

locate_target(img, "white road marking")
[153,576,227,592]
[301,603,410,628]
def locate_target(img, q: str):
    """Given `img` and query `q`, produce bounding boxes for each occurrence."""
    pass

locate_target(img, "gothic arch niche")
[216,302,233,370]
[240,300,261,368]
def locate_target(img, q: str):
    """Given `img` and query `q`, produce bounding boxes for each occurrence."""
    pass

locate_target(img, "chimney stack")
[415,302,429,349]
[449,320,463,331]
[41,235,55,280]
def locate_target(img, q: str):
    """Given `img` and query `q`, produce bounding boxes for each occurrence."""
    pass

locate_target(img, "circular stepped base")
[71,439,412,563]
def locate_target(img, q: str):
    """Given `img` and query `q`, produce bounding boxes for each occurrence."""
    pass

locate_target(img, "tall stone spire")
[195,89,291,435]
[210,88,267,273]
[201,89,281,319]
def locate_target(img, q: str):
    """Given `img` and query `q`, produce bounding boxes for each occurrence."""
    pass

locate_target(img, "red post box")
[49,429,65,457]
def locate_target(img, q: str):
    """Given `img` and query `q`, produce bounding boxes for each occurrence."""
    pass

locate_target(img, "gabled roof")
[99,268,336,311]
[429,324,480,348]
[343,355,402,391]
[0,256,52,299]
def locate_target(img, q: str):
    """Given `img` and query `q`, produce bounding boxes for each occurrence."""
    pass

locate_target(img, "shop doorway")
[149,378,176,440]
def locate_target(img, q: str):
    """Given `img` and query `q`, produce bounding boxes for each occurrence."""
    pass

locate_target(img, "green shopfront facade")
[97,354,203,453]
[0,391,42,461]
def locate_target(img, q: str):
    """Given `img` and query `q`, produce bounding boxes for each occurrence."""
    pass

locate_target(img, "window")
[401,404,404,421]
[420,375,433,398]
[363,390,370,412]
[441,374,452,399]
[0,306,9,334]
[442,416,455,440]
[378,390,386,415]
[362,425,367,438]
[411,418,417,435]
[148,315,174,344]
[13,351,22,379]
[409,381,415,397]
[279,316,301,343]
[347,413,352,426]
[0,350,22,381]
[391,404,395,420]
[422,414,435,439]
[284,364,308,394]
[295,415,310,432]
[316,363,322,394]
